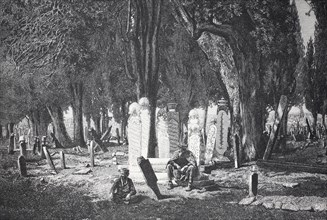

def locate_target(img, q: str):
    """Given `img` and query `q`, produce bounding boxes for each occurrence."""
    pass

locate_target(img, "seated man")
[109,168,136,204]
[167,143,198,191]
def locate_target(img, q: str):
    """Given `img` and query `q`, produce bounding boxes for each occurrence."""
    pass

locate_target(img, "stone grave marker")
[249,165,258,197]
[32,137,38,155]
[127,102,142,167]
[60,151,66,169]
[167,105,179,156]
[19,138,27,158]
[90,141,95,167]
[188,109,202,166]
[139,97,150,158]
[206,102,218,135]
[18,155,27,177]
[216,98,230,157]
[40,136,47,159]
[156,108,170,158]
[205,118,217,164]
[43,146,57,174]
[8,133,15,154]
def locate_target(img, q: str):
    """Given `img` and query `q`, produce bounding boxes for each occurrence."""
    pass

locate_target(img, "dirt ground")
[0,139,326,220]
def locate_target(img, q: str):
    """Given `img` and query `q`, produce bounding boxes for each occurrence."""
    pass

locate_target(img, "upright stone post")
[127,102,142,170]
[167,103,179,156]
[18,155,27,177]
[90,141,95,167]
[60,151,66,169]
[249,165,258,197]
[8,133,15,154]
[139,97,150,158]
[40,136,47,159]
[156,108,170,158]
[188,109,202,166]
[32,137,38,155]
[216,98,230,157]
[19,137,27,158]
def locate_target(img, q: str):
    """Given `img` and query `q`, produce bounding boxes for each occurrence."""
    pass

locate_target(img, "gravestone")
[137,156,163,199]
[40,136,47,159]
[127,102,142,167]
[32,137,38,154]
[43,147,57,174]
[205,118,217,164]
[18,155,27,177]
[19,138,27,157]
[216,98,230,156]
[139,97,150,158]
[8,133,15,154]
[206,102,218,135]
[90,141,95,167]
[249,165,258,197]
[167,103,179,156]
[60,151,66,169]
[188,109,202,166]
[156,108,170,158]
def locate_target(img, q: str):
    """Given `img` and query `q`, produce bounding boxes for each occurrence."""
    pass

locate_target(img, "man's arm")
[128,178,136,196]
[109,178,120,197]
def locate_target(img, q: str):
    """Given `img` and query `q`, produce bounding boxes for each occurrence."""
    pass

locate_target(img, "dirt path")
[0,140,326,219]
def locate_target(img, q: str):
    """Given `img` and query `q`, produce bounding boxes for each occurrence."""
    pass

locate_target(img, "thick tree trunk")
[70,82,86,148]
[148,97,157,158]
[47,105,72,148]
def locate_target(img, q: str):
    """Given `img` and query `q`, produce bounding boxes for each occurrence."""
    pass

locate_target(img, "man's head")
[178,143,188,151]
[119,168,130,179]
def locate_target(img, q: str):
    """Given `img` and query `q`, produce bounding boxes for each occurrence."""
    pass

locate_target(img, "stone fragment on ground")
[73,168,92,175]
[282,182,299,188]
[240,195,327,212]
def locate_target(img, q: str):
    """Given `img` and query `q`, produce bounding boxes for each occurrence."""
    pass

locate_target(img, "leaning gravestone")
[43,147,57,174]
[167,103,179,156]
[205,118,217,164]
[18,155,27,177]
[188,109,202,166]
[216,98,230,156]
[127,102,142,167]
[156,108,170,158]
[139,97,150,158]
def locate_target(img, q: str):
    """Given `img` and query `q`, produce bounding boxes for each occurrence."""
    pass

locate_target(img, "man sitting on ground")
[167,143,198,191]
[109,168,136,204]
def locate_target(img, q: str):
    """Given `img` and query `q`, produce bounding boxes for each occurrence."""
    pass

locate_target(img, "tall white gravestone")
[205,117,217,164]
[156,108,170,158]
[188,109,202,166]
[139,97,150,158]
[127,102,142,167]
[216,98,230,156]
[206,101,218,134]
[167,103,179,156]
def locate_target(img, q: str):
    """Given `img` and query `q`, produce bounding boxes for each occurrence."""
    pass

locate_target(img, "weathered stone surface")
[274,201,282,209]
[282,203,299,212]
[313,203,327,212]
[239,197,256,205]
[73,168,92,175]
[263,202,274,209]
[282,182,299,188]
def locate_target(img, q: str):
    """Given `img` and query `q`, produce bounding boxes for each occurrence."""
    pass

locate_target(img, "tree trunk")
[312,112,318,139]
[121,101,128,141]
[70,82,86,148]
[47,105,72,148]
[148,96,157,157]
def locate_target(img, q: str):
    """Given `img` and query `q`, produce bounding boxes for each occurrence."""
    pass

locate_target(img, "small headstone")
[19,139,27,157]
[18,155,27,177]
[249,165,258,197]
[90,141,95,167]
[43,147,57,174]
[8,133,15,154]
[60,151,66,169]
[40,136,47,159]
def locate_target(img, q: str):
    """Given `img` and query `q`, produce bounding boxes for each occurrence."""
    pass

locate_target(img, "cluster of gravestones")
[127,97,231,183]
[15,135,100,177]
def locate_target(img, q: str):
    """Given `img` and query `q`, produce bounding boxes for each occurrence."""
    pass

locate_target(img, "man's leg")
[185,165,195,191]
[167,164,174,189]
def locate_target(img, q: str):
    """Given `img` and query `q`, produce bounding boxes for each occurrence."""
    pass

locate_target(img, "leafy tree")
[171,0,302,161]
